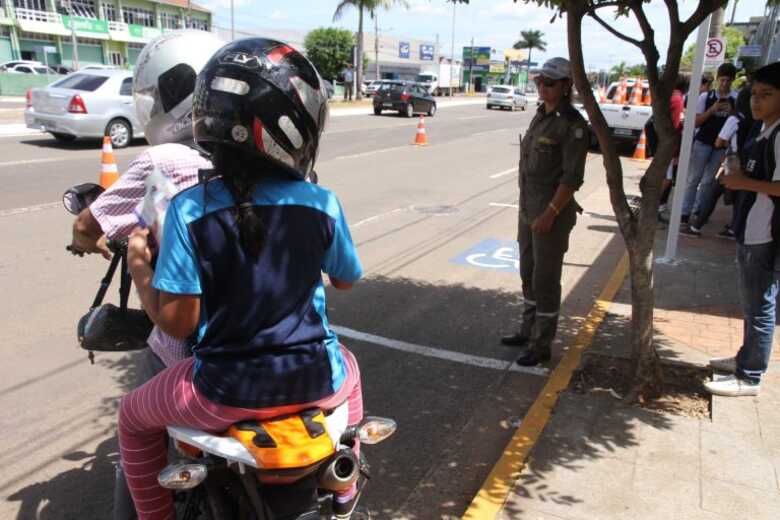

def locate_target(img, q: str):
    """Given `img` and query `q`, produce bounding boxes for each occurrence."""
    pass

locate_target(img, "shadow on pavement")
[5,350,147,519]
[19,137,147,151]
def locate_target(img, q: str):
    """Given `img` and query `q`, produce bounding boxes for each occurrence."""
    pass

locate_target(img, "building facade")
[0,0,211,68]
[359,32,438,81]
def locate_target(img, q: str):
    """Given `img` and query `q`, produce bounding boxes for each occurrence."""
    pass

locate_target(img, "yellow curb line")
[461,251,630,520]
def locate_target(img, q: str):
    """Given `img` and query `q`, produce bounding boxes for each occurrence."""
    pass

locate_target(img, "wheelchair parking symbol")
[450,239,519,273]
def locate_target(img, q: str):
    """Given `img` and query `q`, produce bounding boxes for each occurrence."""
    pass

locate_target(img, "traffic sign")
[738,45,762,58]
[450,239,519,273]
[703,37,725,68]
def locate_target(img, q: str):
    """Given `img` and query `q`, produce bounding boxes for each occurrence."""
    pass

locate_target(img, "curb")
[461,252,630,520]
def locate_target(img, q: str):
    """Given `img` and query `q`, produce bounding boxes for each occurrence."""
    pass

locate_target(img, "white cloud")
[407,0,448,16]
[269,9,288,21]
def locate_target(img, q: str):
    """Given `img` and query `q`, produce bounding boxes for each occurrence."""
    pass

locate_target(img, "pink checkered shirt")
[90,143,211,367]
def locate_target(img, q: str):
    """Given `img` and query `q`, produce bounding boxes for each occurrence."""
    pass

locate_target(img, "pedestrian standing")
[501,57,589,367]
[705,61,780,397]
[680,63,738,236]
[342,63,354,101]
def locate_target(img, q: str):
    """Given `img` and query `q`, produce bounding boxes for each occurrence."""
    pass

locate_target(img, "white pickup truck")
[578,79,652,146]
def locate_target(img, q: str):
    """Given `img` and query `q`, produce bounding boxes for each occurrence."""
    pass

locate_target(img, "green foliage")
[513,29,547,52]
[681,25,746,71]
[304,28,355,81]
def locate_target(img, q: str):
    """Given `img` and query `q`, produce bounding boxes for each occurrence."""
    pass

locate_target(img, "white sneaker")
[709,356,737,373]
[704,375,760,397]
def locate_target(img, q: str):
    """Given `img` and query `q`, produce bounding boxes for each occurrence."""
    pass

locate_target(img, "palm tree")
[333,0,408,100]
[610,61,628,82]
[513,29,546,91]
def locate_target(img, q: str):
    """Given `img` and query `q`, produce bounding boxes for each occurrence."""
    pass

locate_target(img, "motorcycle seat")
[166,401,350,469]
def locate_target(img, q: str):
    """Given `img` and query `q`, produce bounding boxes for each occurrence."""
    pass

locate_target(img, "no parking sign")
[704,37,725,68]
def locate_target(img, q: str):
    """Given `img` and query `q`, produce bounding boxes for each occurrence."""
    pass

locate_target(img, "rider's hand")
[127,227,153,267]
[531,207,557,234]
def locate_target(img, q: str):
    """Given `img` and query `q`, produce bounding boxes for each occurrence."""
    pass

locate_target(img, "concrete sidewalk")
[498,159,780,519]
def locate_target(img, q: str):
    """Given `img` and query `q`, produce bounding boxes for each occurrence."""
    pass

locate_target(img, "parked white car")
[25,69,144,148]
[486,86,528,111]
[6,64,57,75]
[0,60,43,72]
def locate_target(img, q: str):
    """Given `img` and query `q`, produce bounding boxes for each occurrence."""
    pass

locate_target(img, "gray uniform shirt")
[519,102,589,222]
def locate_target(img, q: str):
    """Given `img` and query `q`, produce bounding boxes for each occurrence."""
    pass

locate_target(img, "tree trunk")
[356,8,364,101]
[565,0,670,401]
[527,48,533,89]
[709,7,725,38]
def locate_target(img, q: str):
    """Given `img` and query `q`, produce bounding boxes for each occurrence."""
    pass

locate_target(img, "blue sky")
[200,0,771,70]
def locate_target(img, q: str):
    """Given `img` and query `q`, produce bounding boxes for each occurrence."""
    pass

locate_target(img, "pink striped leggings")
[118,347,363,520]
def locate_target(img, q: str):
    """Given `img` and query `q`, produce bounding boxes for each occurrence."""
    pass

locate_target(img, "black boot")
[515,348,551,367]
[501,333,530,347]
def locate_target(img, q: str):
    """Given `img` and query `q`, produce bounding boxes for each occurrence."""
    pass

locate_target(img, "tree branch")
[682,0,726,36]
[586,6,643,49]
[663,0,680,27]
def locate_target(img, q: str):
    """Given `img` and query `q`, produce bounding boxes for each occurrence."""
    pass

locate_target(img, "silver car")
[25,69,143,148]
[486,86,528,111]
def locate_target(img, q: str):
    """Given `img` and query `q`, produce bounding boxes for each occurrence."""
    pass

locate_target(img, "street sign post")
[703,37,725,68]
[738,44,763,58]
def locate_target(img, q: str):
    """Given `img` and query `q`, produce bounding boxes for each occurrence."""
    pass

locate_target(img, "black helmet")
[192,38,329,179]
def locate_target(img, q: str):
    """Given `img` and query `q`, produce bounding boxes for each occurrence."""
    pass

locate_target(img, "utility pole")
[65,0,79,70]
[374,13,380,81]
[187,0,192,29]
[449,1,456,97]
[468,36,474,94]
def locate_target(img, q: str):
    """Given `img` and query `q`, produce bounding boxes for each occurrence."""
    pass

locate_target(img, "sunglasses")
[534,76,559,88]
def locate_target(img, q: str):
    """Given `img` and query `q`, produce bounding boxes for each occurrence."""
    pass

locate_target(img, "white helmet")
[133,30,225,145]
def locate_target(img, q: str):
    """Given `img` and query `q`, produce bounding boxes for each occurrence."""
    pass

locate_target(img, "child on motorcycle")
[119,38,365,520]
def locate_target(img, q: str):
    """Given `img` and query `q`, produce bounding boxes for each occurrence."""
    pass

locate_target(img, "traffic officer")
[501,57,589,367]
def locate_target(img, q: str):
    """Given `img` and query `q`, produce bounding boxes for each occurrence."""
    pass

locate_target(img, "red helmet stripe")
[253,118,265,152]
[267,45,295,65]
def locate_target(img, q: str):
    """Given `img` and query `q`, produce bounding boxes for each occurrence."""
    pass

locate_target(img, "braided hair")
[212,144,268,258]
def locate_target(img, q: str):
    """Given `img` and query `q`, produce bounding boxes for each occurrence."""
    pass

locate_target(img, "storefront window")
[160,12,181,30]
[102,4,117,22]
[123,6,154,27]
[185,17,208,31]
[14,0,47,11]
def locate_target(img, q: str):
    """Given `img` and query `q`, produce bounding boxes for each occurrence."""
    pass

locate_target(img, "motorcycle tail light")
[358,417,397,445]
[158,463,208,490]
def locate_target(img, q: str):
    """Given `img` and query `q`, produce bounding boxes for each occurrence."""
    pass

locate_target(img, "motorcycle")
[63,182,396,519]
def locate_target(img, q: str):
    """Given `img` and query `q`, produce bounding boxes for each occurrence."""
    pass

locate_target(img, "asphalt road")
[0,101,626,519]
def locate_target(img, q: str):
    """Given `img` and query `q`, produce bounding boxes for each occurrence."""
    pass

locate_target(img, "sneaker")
[681,214,690,224]
[704,375,760,397]
[716,226,736,240]
[333,479,365,520]
[709,356,736,373]
[679,225,701,237]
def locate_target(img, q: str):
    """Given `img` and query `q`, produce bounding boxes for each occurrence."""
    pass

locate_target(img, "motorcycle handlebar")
[66,238,128,257]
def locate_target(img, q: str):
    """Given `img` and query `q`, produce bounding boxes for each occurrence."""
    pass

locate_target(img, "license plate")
[383,102,393,107]
[613,127,633,137]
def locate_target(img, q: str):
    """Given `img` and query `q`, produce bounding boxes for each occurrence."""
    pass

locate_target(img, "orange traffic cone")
[630,78,644,106]
[632,128,648,161]
[99,135,119,188]
[615,78,627,104]
[642,87,652,106]
[598,86,607,103]
[413,115,428,146]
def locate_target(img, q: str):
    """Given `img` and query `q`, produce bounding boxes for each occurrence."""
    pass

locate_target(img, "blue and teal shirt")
[153,174,363,408]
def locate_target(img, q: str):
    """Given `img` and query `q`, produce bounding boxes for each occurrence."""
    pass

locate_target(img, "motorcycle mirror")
[63,183,104,215]
[357,417,397,445]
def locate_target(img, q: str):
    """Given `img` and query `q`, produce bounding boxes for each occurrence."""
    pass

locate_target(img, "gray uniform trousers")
[517,203,576,352]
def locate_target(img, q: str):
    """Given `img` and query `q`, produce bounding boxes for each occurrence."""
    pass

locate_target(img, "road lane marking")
[473,128,516,137]
[489,202,519,209]
[461,251,630,520]
[331,325,549,377]
[332,144,413,161]
[489,168,517,179]
[352,207,409,228]
[458,115,490,121]
[0,201,60,218]
[0,149,134,168]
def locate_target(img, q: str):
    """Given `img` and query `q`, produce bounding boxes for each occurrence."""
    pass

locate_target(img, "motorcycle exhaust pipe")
[318,449,359,492]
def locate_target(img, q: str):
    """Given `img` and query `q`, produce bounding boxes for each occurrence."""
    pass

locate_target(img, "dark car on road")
[373,81,436,117]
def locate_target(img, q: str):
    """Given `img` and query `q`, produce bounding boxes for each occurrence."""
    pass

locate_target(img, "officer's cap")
[539,57,571,81]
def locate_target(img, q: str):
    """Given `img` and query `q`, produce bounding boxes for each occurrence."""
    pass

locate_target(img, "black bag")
[77,242,152,353]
